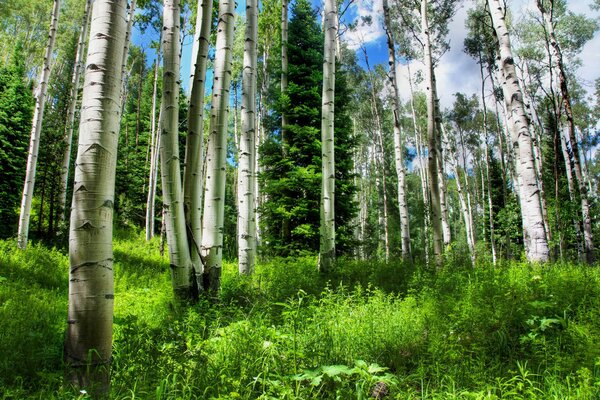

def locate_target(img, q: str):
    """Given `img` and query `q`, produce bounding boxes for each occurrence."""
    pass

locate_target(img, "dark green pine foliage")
[260,0,357,256]
[0,45,34,238]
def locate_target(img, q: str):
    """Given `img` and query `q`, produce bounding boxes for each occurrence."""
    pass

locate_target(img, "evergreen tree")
[260,0,357,256]
[0,45,34,238]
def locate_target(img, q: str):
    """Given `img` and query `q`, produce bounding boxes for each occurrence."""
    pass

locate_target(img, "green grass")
[1,232,600,398]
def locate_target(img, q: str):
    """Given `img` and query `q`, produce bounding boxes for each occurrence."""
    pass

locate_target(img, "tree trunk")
[537,0,594,263]
[17,0,61,249]
[118,0,136,113]
[184,0,213,284]
[64,0,127,395]
[59,0,93,224]
[281,0,289,154]
[145,40,162,242]
[383,0,411,262]
[488,0,550,262]
[238,0,258,274]
[421,0,443,264]
[201,0,235,293]
[159,0,195,300]
[319,0,337,272]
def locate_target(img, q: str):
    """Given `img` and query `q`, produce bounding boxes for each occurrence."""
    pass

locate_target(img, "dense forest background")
[1,0,600,398]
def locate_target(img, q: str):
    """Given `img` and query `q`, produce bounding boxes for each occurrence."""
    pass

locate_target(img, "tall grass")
[1,232,599,399]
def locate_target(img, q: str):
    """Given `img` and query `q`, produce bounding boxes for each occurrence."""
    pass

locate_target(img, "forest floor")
[1,230,600,399]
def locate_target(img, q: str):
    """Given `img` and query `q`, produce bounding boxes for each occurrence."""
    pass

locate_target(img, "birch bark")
[59,0,93,224]
[17,0,61,249]
[64,0,127,394]
[201,0,235,292]
[383,0,411,262]
[488,0,550,262]
[238,0,258,274]
[159,0,195,299]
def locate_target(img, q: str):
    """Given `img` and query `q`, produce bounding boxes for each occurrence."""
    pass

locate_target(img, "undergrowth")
[1,231,600,399]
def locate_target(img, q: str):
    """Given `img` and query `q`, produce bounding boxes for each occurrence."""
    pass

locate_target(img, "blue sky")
[131,0,600,109]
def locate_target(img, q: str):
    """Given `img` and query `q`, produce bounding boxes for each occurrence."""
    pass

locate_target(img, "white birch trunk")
[421,0,443,263]
[538,0,594,263]
[119,0,136,108]
[17,0,61,249]
[281,0,289,153]
[58,0,93,224]
[159,0,194,299]
[201,0,235,293]
[184,0,213,284]
[319,0,337,272]
[383,0,411,262]
[145,40,162,241]
[238,0,258,274]
[64,0,127,394]
[488,0,550,262]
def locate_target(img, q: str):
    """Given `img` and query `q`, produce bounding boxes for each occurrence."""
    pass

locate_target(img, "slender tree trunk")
[17,0,61,249]
[145,41,162,241]
[160,0,195,300]
[281,0,289,154]
[408,63,430,264]
[488,0,550,262]
[383,0,411,262]
[184,0,213,284]
[201,0,235,293]
[422,0,443,264]
[119,0,136,109]
[64,0,127,395]
[238,0,258,274]
[59,0,93,224]
[319,0,337,272]
[537,0,594,263]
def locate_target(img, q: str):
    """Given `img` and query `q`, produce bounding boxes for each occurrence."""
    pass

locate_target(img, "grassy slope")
[1,232,600,399]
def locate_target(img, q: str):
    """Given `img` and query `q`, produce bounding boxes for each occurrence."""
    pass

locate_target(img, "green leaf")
[321,365,354,377]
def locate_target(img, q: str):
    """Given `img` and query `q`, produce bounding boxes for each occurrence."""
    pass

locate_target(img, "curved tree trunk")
[201,0,235,293]
[383,0,411,262]
[64,0,127,395]
[17,0,61,249]
[159,0,195,300]
[58,0,93,224]
[184,0,213,284]
[488,0,550,262]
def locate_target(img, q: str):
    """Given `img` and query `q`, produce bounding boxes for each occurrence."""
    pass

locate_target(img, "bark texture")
[201,0,235,293]
[17,0,61,249]
[488,0,550,262]
[319,0,337,272]
[184,0,214,282]
[59,0,93,223]
[383,0,411,262]
[64,0,127,395]
[238,0,258,274]
[159,0,195,299]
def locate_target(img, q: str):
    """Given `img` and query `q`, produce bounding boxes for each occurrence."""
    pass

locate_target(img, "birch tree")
[383,0,411,262]
[536,0,594,263]
[63,0,127,394]
[238,0,258,274]
[58,0,93,223]
[159,0,195,299]
[319,0,337,272]
[184,0,214,283]
[17,0,61,249]
[487,0,550,262]
[201,0,235,293]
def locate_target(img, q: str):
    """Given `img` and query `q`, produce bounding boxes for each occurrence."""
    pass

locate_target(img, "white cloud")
[341,0,385,50]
